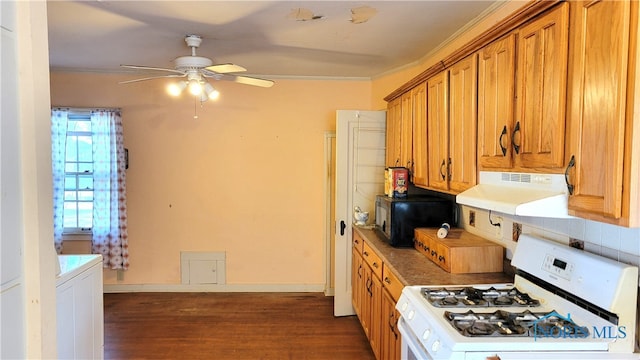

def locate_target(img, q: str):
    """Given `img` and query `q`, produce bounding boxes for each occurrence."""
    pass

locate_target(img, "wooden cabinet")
[427,53,477,194]
[565,0,640,227]
[351,228,403,360]
[477,34,516,170]
[514,2,569,169]
[478,3,569,171]
[385,97,402,168]
[380,288,401,360]
[411,82,429,186]
[399,92,414,170]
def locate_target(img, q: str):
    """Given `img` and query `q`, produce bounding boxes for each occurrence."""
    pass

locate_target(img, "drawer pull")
[439,255,445,262]
[384,277,391,284]
[373,262,379,269]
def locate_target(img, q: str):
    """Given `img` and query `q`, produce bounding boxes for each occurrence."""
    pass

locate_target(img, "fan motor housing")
[174,56,213,70]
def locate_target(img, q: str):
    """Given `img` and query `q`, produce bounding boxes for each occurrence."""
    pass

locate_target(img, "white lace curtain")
[52,109,129,270]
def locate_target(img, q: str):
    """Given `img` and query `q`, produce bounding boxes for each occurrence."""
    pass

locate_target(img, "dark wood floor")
[104,292,376,360]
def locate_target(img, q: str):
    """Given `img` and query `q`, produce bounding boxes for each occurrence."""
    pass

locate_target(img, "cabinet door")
[515,3,569,168]
[448,54,478,193]
[427,71,450,191]
[381,289,401,360]
[411,82,428,186]
[477,34,516,170]
[351,249,363,318]
[385,98,402,167]
[566,0,631,220]
[368,272,382,360]
[399,92,414,170]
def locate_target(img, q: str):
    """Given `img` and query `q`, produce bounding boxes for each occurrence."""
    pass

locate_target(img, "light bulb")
[167,81,186,96]
[188,79,203,96]
[204,82,220,100]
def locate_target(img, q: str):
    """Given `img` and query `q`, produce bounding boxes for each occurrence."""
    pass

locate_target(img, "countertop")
[354,226,513,286]
[56,254,102,286]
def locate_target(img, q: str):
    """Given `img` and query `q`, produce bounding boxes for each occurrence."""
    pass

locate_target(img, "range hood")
[456,171,572,218]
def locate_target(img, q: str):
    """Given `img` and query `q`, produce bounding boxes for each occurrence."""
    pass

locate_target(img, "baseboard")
[104,283,327,293]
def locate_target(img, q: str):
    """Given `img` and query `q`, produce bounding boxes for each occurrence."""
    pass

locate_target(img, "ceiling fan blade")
[119,74,186,84]
[219,74,275,88]
[205,63,247,74]
[120,64,185,75]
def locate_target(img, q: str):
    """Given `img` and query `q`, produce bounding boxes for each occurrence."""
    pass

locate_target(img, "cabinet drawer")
[353,229,364,255]
[382,265,404,302]
[362,242,383,279]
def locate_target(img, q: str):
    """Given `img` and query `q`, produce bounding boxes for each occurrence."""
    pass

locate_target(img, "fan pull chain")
[193,95,199,119]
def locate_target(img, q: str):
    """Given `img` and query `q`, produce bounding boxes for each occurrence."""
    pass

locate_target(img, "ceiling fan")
[120,35,274,101]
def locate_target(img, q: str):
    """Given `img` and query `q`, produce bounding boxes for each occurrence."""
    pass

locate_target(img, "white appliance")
[396,234,638,360]
[456,171,571,218]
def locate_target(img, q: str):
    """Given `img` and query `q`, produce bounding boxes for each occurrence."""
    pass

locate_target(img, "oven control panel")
[542,254,574,280]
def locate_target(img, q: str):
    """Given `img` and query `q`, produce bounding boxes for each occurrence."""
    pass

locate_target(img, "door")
[334,110,386,316]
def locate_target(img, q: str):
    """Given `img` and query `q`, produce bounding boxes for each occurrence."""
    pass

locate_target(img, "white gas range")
[396,234,639,360]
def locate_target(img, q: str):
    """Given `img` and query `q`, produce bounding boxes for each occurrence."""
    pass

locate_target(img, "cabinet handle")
[439,159,446,180]
[384,277,391,284]
[340,220,346,236]
[358,264,363,278]
[373,262,379,269]
[565,155,576,195]
[499,125,508,156]
[439,255,445,262]
[363,251,369,257]
[511,121,521,154]
[447,157,452,180]
[431,250,436,256]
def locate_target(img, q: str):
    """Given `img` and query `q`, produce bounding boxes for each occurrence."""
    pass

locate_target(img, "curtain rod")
[52,107,121,113]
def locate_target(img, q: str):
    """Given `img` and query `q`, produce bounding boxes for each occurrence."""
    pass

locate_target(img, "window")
[52,108,129,269]
[63,114,94,232]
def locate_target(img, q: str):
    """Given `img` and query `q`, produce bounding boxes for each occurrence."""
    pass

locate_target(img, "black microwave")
[375,195,455,247]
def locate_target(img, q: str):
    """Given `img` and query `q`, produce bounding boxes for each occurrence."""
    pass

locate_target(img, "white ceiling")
[46,1,501,79]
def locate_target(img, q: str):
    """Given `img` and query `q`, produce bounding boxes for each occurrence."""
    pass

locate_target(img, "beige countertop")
[354,226,513,286]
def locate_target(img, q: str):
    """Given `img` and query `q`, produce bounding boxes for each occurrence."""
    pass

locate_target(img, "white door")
[334,110,386,316]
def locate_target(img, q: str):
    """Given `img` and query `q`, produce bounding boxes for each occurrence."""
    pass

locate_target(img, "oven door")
[397,317,434,360]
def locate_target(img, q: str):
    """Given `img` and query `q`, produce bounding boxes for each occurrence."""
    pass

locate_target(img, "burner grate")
[444,309,591,338]
[422,286,541,308]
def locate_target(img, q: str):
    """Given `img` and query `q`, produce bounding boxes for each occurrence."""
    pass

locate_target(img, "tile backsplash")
[459,205,640,268]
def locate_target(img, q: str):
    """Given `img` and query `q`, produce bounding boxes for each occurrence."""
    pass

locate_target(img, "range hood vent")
[456,171,572,218]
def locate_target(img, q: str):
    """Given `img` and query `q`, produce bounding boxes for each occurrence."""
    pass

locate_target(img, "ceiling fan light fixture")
[204,82,220,100]
[167,80,187,96]
[188,79,203,96]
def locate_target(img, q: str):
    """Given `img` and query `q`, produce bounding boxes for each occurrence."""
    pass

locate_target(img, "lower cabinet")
[352,229,402,360]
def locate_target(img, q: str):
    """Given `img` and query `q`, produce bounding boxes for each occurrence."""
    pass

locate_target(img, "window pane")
[78,202,93,228]
[64,175,77,189]
[65,163,78,172]
[78,136,92,162]
[65,136,78,161]
[63,202,78,228]
[78,162,93,173]
[78,175,93,189]
[64,191,77,201]
[78,190,93,201]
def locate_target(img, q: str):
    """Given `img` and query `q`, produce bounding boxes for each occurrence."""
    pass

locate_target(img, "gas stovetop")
[422,286,540,308]
[444,309,588,337]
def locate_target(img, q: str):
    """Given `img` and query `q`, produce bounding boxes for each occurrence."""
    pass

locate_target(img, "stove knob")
[407,310,415,320]
[422,328,431,341]
[401,302,408,311]
[432,339,441,352]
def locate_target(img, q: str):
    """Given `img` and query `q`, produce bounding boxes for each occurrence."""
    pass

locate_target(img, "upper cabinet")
[385,97,402,168]
[514,3,569,169]
[565,0,640,227]
[411,82,428,187]
[477,34,516,170]
[385,91,413,171]
[426,54,478,194]
[478,3,569,172]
